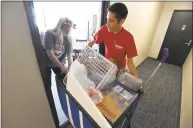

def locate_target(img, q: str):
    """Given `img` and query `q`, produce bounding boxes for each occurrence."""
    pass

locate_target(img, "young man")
[88,3,138,77]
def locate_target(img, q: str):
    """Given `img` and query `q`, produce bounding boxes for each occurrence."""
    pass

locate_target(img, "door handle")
[185,40,192,46]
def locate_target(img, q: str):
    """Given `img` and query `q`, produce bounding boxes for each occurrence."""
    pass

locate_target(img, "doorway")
[158,10,192,67]
[33,2,102,52]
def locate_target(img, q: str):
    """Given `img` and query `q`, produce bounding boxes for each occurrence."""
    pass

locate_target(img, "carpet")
[131,58,182,128]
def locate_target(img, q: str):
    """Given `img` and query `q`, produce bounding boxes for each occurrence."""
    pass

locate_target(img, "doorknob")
[185,40,192,46]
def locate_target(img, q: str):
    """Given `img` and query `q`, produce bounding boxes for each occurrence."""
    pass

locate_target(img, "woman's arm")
[46,50,68,73]
[67,53,73,67]
[65,36,73,67]
[44,31,68,73]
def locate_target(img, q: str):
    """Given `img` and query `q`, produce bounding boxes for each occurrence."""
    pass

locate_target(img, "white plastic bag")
[70,60,96,90]
[117,69,143,92]
[69,60,104,104]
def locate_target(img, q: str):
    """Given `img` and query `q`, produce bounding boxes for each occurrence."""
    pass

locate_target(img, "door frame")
[99,1,110,56]
[157,10,192,65]
[23,1,47,85]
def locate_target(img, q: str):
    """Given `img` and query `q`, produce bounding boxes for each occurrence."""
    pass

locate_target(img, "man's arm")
[88,26,105,47]
[87,40,95,47]
[127,57,138,77]
[46,50,68,73]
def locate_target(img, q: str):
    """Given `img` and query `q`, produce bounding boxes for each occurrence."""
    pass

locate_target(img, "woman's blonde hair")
[49,17,73,45]
[54,17,73,33]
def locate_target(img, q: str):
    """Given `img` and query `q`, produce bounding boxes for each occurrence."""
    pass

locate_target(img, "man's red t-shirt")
[93,25,138,69]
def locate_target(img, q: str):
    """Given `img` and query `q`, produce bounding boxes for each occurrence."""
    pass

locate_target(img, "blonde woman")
[43,17,73,128]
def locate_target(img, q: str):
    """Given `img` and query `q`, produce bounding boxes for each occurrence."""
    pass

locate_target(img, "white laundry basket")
[63,46,118,90]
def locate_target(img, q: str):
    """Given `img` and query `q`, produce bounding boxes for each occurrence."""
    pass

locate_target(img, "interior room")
[1,1,192,128]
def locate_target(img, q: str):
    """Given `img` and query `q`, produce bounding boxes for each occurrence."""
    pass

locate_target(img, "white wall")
[2,2,55,128]
[180,49,192,128]
[149,2,192,59]
[110,2,164,67]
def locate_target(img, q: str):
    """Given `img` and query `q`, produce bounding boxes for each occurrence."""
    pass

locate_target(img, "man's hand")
[133,74,138,79]
[87,40,95,47]
[127,58,138,78]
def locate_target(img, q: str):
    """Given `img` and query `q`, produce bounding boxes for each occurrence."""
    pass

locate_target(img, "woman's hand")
[60,66,68,74]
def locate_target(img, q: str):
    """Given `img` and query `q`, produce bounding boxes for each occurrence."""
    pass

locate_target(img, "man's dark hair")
[108,3,128,23]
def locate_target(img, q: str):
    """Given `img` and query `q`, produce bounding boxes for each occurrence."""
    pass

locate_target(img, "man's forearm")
[87,40,95,47]
[127,58,138,77]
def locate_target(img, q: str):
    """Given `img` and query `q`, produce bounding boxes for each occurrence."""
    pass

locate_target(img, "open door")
[33,2,102,52]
